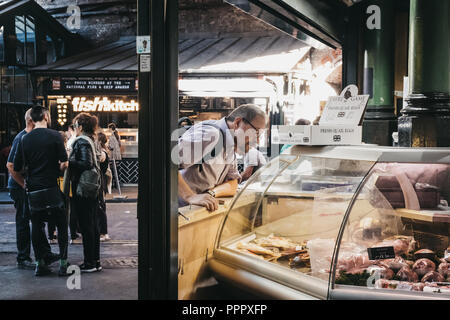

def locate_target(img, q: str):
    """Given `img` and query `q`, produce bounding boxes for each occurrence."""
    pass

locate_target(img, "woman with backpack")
[68,113,101,273]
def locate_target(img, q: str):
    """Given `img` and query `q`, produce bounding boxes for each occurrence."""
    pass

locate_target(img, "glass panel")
[15,16,25,64]
[334,162,450,296]
[13,67,29,103]
[1,66,15,103]
[218,154,374,282]
[45,35,56,64]
[25,16,36,65]
[0,26,4,62]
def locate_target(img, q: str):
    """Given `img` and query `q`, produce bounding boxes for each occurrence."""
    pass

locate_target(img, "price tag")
[367,246,395,260]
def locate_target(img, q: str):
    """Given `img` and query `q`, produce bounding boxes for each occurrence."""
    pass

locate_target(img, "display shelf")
[395,208,450,223]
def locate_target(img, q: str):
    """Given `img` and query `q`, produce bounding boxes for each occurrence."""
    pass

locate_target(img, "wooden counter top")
[395,208,450,223]
[178,192,257,227]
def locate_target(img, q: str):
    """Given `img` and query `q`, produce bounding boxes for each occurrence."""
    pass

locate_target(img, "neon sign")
[72,97,139,112]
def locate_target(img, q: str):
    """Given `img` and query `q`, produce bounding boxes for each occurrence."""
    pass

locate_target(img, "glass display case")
[210,145,450,300]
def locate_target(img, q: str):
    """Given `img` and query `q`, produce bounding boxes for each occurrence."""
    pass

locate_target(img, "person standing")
[241,147,267,182]
[6,108,57,270]
[12,106,69,276]
[96,132,110,241]
[69,113,102,272]
[107,123,122,193]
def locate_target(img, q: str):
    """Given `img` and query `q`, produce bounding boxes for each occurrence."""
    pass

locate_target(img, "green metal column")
[398,0,450,147]
[362,0,397,146]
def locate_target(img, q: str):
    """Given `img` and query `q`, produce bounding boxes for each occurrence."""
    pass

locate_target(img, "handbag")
[75,136,101,199]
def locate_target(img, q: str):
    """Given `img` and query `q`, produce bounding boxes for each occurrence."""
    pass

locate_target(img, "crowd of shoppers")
[6,105,115,276]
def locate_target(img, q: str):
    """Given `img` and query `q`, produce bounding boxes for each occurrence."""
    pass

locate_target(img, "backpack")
[75,135,101,199]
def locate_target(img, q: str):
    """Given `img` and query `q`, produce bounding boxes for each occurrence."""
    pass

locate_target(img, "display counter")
[208,145,450,300]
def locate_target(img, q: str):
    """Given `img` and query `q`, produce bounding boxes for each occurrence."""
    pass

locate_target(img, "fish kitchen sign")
[72,97,139,112]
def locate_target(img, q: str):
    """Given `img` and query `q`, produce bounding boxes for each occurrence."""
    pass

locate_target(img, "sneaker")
[44,252,60,266]
[70,238,82,245]
[79,263,97,273]
[100,234,110,241]
[17,260,36,270]
[35,263,52,276]
[96,261,102,272]
[58,262,72,277]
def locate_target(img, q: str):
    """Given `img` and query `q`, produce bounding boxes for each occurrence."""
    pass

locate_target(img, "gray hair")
[24,108,32,122]
[226,104,266,122]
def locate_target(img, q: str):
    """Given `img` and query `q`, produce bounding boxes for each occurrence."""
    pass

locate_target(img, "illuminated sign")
[51,77,137,92]
[72,97,139,112]
[57,100,68,126]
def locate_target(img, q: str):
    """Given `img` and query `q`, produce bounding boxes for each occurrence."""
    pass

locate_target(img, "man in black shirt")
[13,106,70,276]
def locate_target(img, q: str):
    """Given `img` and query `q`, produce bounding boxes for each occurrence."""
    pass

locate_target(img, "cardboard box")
[271,124,362,145]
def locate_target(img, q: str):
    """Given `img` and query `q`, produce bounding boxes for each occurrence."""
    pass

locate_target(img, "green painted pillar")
[362,0,397,146]
[398,0,450,147]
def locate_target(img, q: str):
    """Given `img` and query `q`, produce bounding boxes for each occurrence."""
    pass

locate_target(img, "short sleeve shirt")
[13,128,68,191]
[7,130,27,190]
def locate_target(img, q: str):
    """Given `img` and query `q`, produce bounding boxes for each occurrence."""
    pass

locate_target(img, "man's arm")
[6,162,25,189]
[178,172,218,211]
[240,166,254,182]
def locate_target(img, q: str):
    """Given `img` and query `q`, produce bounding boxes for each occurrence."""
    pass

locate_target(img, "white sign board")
[136,36,150,54]
[319,94,369,126]
[140,54,150,72]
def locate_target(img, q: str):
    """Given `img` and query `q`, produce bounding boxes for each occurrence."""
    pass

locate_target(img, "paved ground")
[0,202,138,300]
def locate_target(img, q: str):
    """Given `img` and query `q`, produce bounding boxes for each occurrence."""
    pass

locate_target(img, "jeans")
[97,191,108,235]
[30,207,68,261]
[9,189,33,263]
[74,196,100,264]
[69,197,80,240]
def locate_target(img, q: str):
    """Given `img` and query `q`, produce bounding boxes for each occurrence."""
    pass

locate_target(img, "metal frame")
[138,0,178,300]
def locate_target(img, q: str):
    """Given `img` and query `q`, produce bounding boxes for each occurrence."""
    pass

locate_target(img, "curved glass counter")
[211,145,450,300]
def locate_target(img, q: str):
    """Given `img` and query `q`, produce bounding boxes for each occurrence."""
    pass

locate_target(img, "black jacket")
[69,136,95,194]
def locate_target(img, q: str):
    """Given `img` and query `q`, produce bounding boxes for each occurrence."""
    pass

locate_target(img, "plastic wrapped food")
[383,256,408,271]
[414,249,436,261]
[421,271,445,283]
[438,262,449,278]
[412,258,436,277]
[375,236,415,256]
[367,265,394,280]
[396,266,419,282]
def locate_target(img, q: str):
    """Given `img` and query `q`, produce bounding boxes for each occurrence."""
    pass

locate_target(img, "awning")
[32,35,310,75]
[178,78,276,98]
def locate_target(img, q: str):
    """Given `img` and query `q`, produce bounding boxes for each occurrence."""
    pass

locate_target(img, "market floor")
[0,203,138,300]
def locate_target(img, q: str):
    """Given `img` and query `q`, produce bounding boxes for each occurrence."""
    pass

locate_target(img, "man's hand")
[185,193,219,211]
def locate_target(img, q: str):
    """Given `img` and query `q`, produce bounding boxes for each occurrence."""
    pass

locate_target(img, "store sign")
[52,77,137,92]
[72,97,139,112]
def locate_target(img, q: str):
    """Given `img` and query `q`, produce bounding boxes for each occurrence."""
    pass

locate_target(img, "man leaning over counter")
[178,104,267,211]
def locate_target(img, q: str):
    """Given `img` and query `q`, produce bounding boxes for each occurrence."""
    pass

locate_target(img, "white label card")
[140,54,150,72]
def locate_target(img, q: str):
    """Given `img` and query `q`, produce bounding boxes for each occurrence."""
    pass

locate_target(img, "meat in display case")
[209,145,450,299]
